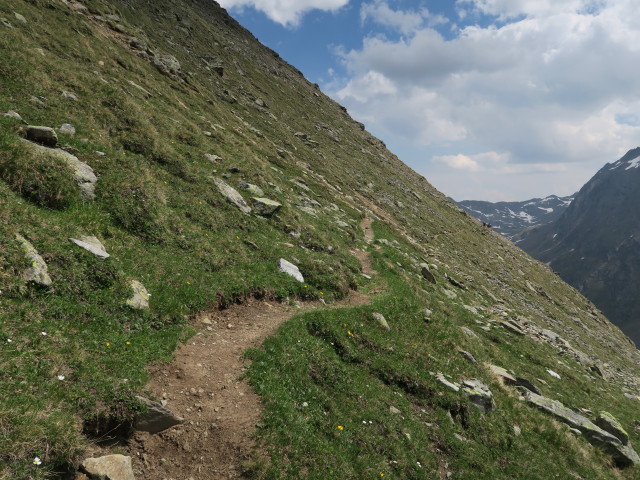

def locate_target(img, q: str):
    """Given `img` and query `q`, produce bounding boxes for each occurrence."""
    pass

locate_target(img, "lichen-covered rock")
[524,391,640,467]
[134,396,183,433]
[212,177,251,214]
[81,454,135,480]
[153,54,181,76]
[126,280,150,309]
[15,234,52,286]
[238,181,264,197]
[278,258,304,283]
[25,125,57,147]
[462,378,495,413]
[69,236,110,259]
[595,411,629,445]
[371,312,390,330]
[251,197,282,216]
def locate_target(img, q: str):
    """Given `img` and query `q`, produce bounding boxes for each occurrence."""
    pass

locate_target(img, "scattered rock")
[134,396,184,434]
[460,326,478,338]
[154,54,181,76]
[389,406,401,415]
[14,12,27,23]
[126,280,150,309]
[420,263,436,283]
[436,373,460,392]
[546,369,561,380]
[25,126,57,147]
[212,177,251,214]
[69,236,110,259]
[30,95,45,107]
[595,412,629,445]
[23,141,97,200]
[3,110,22,121]
[1,17,13,28]
[205,153,222,163]
[461,379,495,413]
[442,288,457,299]
[486,364,516,385]
[457,349,477,363]
[59,123,76,135]
[81,454,135,480]
[524,391,640,467]
[445,273,466,290]
[251,197,281,216]
[513,425,522,436]
[278,258,304,283]
[62,90,78,101]
[371,312,390,330]
[237,181,264,197]
[15,234,52,286]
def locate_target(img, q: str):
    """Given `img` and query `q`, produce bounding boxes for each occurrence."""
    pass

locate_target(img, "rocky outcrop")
[524,391,639,467]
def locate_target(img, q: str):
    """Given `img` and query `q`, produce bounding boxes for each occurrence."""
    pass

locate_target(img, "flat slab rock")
[81,454,135,480]
[278,258,304,283]
[69,236,110,259]
[212,177,251,214]
[524,391,639,467]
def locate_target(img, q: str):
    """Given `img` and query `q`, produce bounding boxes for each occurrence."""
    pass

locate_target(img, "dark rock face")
[516,148,640,345]
[457,195,574,239]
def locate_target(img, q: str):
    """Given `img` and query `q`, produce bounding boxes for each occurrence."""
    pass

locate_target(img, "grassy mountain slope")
[0,0,639,478]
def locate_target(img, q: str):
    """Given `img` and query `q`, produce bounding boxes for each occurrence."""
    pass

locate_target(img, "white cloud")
[360,1,447,35]
[218,0,349,27]
[328,0,640,200]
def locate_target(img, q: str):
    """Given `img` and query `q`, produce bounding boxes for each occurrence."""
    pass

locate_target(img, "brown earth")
[117,223,376,479]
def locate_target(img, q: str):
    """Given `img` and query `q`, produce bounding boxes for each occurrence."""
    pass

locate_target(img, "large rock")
[524,391,640,467]
[251,197,282,216]
[81,454,135,480]
[25,125,57,147]
[23,140,97,200]
[15,234,52,286]
[278,258,304,283]
[69,236,110,259]
[126,280,150,309]
[212,177,251,214]
[461,378,495,413]
[595,411,629,445]
[134,396,183,433]
[153,54,181,76]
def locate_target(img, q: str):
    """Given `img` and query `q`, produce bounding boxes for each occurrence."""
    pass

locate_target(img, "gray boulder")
[461,378,495,413]
[25,126,57,147]
[238,181,264,197]
[3,110,22,121]
[212,177,251,214]
[69,236,110,259]
[524,391,640,467]
[153,54,181,76]
[420,263,436,283]
[126,280,150,309]
[251,197,281,216]
[59,123,76,135]
[278,258,304,283]
[81,454,135,480]
[134,396,183,434]
[371,312,390,330]
[15,234,52,286]
[595,411,629,445]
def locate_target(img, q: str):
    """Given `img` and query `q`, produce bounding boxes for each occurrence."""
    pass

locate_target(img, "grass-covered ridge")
[0,0,639,478]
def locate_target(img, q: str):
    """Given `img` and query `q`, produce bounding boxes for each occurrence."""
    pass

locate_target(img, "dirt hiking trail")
[119,220,378,479]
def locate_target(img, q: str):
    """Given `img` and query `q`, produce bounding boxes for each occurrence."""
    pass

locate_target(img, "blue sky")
[218,0,640,201]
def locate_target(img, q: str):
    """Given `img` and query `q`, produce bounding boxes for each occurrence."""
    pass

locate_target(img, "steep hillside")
[517,147,640,345]
[458,195,574,239]
[1,1,639,479]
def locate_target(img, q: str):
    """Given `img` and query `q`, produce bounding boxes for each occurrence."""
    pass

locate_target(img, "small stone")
[486,364,516,385]
[442,288,457,299]
[1,18,13,28]
[30,96,45,107]
[228,166,241,173]
[461,326,478,338]
[59,123,76,135]
[203,131,213,137]
[69,236,110,259]
[15,234,52,286]
[205,153,222,163]
[62,90,78,101]
[14,12,27,23]
[126,280,150,309]
[25,126,57,147]
[278,258,304,283]
[513,425,522,436]
[371,312,390,330]
[389,406,401,414]
[237,181,264,197]
[546,369,561,379]
[3,110,22,121]
[420,263,436,283]
[436,373,460,392]
[457,349,477,363]
[81,455,135,480]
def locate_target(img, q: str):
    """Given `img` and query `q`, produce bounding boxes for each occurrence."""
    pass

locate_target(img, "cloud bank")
[218,0,350,27]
